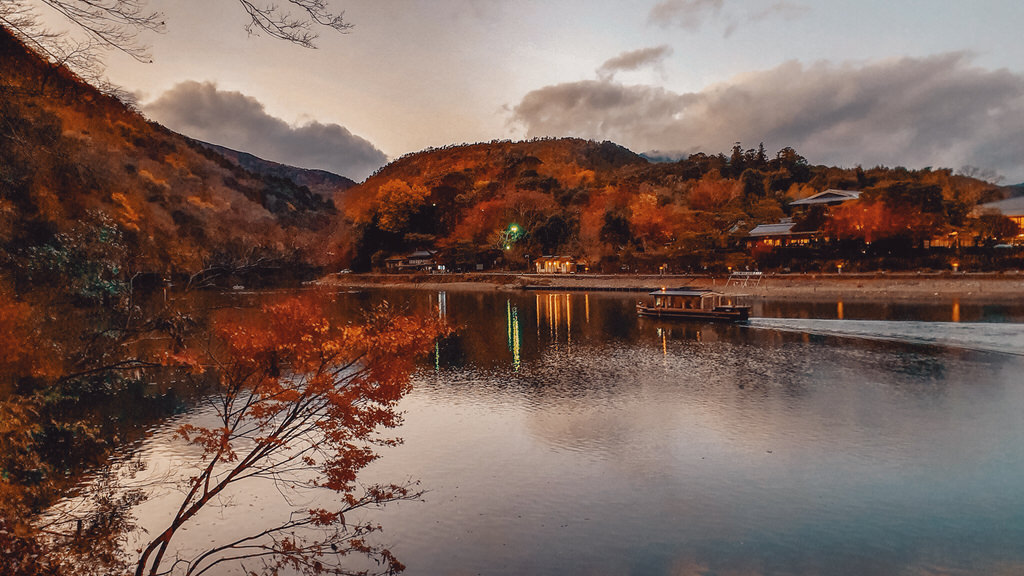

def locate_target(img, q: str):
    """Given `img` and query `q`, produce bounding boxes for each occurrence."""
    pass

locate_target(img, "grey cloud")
[649,0,724,31]
[598,45,674,80]
[145,81,387,181]
[651,0,807,36]
[751,1,807,21]
[511,53,1024,181]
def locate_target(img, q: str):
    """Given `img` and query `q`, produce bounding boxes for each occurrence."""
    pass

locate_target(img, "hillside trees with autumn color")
[335,138,1013,273]
[0,23,396,575]
[0,25,338,289]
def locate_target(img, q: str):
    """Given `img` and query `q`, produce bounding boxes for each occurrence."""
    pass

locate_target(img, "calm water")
[127,289,1024,575]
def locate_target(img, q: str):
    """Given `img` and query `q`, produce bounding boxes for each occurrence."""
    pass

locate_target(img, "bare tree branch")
[235,0,351,47]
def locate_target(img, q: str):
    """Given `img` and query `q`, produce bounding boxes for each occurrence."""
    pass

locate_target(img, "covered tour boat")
[636,287,751,323]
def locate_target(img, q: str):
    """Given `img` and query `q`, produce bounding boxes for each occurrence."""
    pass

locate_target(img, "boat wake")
[748,318,1024,356]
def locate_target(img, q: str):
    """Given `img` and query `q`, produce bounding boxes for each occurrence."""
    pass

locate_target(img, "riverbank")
[319,271,1024,302]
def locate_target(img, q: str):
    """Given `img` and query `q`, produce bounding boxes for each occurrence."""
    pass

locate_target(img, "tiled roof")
[747,221,798,237]
[790,189,862,206]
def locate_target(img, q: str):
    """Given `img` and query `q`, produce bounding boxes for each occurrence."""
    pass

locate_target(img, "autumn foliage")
[0,25,335,284]
[336,136,1013,273]
[135,294,448,576]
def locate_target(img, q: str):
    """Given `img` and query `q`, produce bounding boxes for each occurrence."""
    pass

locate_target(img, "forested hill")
[338,137,1008,272]
[0,25,337,284]
[198,140,356,201]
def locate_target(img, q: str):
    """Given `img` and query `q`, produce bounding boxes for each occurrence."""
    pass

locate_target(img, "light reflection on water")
[129,289,1024,575]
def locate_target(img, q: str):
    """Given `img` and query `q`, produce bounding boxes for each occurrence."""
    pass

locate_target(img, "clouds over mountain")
[145,81,387,181]
[512,53,1024,181]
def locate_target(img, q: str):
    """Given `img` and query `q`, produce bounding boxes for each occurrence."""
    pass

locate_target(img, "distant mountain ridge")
[197,141,356,201]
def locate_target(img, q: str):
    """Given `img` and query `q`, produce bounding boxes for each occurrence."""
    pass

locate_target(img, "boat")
[636,287,751,323]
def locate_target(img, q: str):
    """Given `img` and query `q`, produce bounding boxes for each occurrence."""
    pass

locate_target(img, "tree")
[373,179,430,234]
[599,208,631,248]
[1,0,351,97]
[973,210,1019,244]
[134,294,446,576]
[628,193,673,252]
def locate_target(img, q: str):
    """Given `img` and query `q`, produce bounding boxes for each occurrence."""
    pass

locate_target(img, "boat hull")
[636,304,750,323]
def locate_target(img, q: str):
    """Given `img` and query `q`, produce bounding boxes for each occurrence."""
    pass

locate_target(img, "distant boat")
[636,287,751,323]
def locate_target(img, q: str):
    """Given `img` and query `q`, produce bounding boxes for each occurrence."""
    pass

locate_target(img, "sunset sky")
[81,0,1024,182]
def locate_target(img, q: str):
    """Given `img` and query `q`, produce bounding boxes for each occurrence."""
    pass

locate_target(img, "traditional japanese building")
[534,255,586,274]
[977,196,1024,237]
[746,189,862,249]
[385,250,439,272]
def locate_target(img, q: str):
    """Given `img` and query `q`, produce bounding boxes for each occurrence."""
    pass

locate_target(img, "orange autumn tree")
[135,294,447,576]
[373,179,430,233]
[628,193,676,252]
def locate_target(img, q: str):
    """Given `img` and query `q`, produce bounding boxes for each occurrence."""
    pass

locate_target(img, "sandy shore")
[320,271,1024,303]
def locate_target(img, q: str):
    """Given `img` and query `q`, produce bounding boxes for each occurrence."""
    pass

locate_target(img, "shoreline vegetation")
[320,271,1024,302]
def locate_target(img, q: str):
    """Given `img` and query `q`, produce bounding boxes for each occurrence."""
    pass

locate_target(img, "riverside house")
[534,255,587,274]
[385,250,439,272]
[977,196,1024,240]
[746,189,862,249]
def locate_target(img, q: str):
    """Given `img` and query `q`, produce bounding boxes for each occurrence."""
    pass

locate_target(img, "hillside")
[338,139,1008,273]
[198,140,356,200]
[0,25,336,284]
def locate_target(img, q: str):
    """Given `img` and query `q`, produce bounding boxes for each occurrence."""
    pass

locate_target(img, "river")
[123,289,1024,575]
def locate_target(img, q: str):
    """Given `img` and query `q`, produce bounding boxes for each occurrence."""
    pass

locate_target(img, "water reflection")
[122,288,1024,576]
[506,300,521,371]
[760,298,1024,323]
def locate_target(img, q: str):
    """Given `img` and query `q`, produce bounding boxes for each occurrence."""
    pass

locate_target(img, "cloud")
[511,53,1024,181]
[648,0,724,31]
[597,45,674,80]
[650,0,807,36]
[145,81,387,181]
[751,1,807,21]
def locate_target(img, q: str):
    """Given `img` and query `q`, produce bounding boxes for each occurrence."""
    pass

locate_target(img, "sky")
[62,0,1024,182]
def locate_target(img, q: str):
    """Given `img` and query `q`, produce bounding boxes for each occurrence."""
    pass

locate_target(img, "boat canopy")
[648,287,720,297]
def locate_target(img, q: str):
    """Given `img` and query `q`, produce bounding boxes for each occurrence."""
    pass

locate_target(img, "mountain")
[197,141,356,201]
[335,137,658,269]
[0,25,337,279]
[342,138,647,221]
[336,137,1005,272]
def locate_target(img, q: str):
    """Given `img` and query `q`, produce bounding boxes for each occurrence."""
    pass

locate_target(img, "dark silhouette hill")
[198,140,356,201]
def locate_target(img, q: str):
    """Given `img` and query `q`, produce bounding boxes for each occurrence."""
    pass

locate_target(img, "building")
[385,250,439,272]
[977,196,1024,236]
[746,189,861,249]
[534,255,586,274]
[746,218,816,247]
[789,189,862,207]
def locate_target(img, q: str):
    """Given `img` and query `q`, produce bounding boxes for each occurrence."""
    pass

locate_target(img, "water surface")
[129,289,1024,575]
